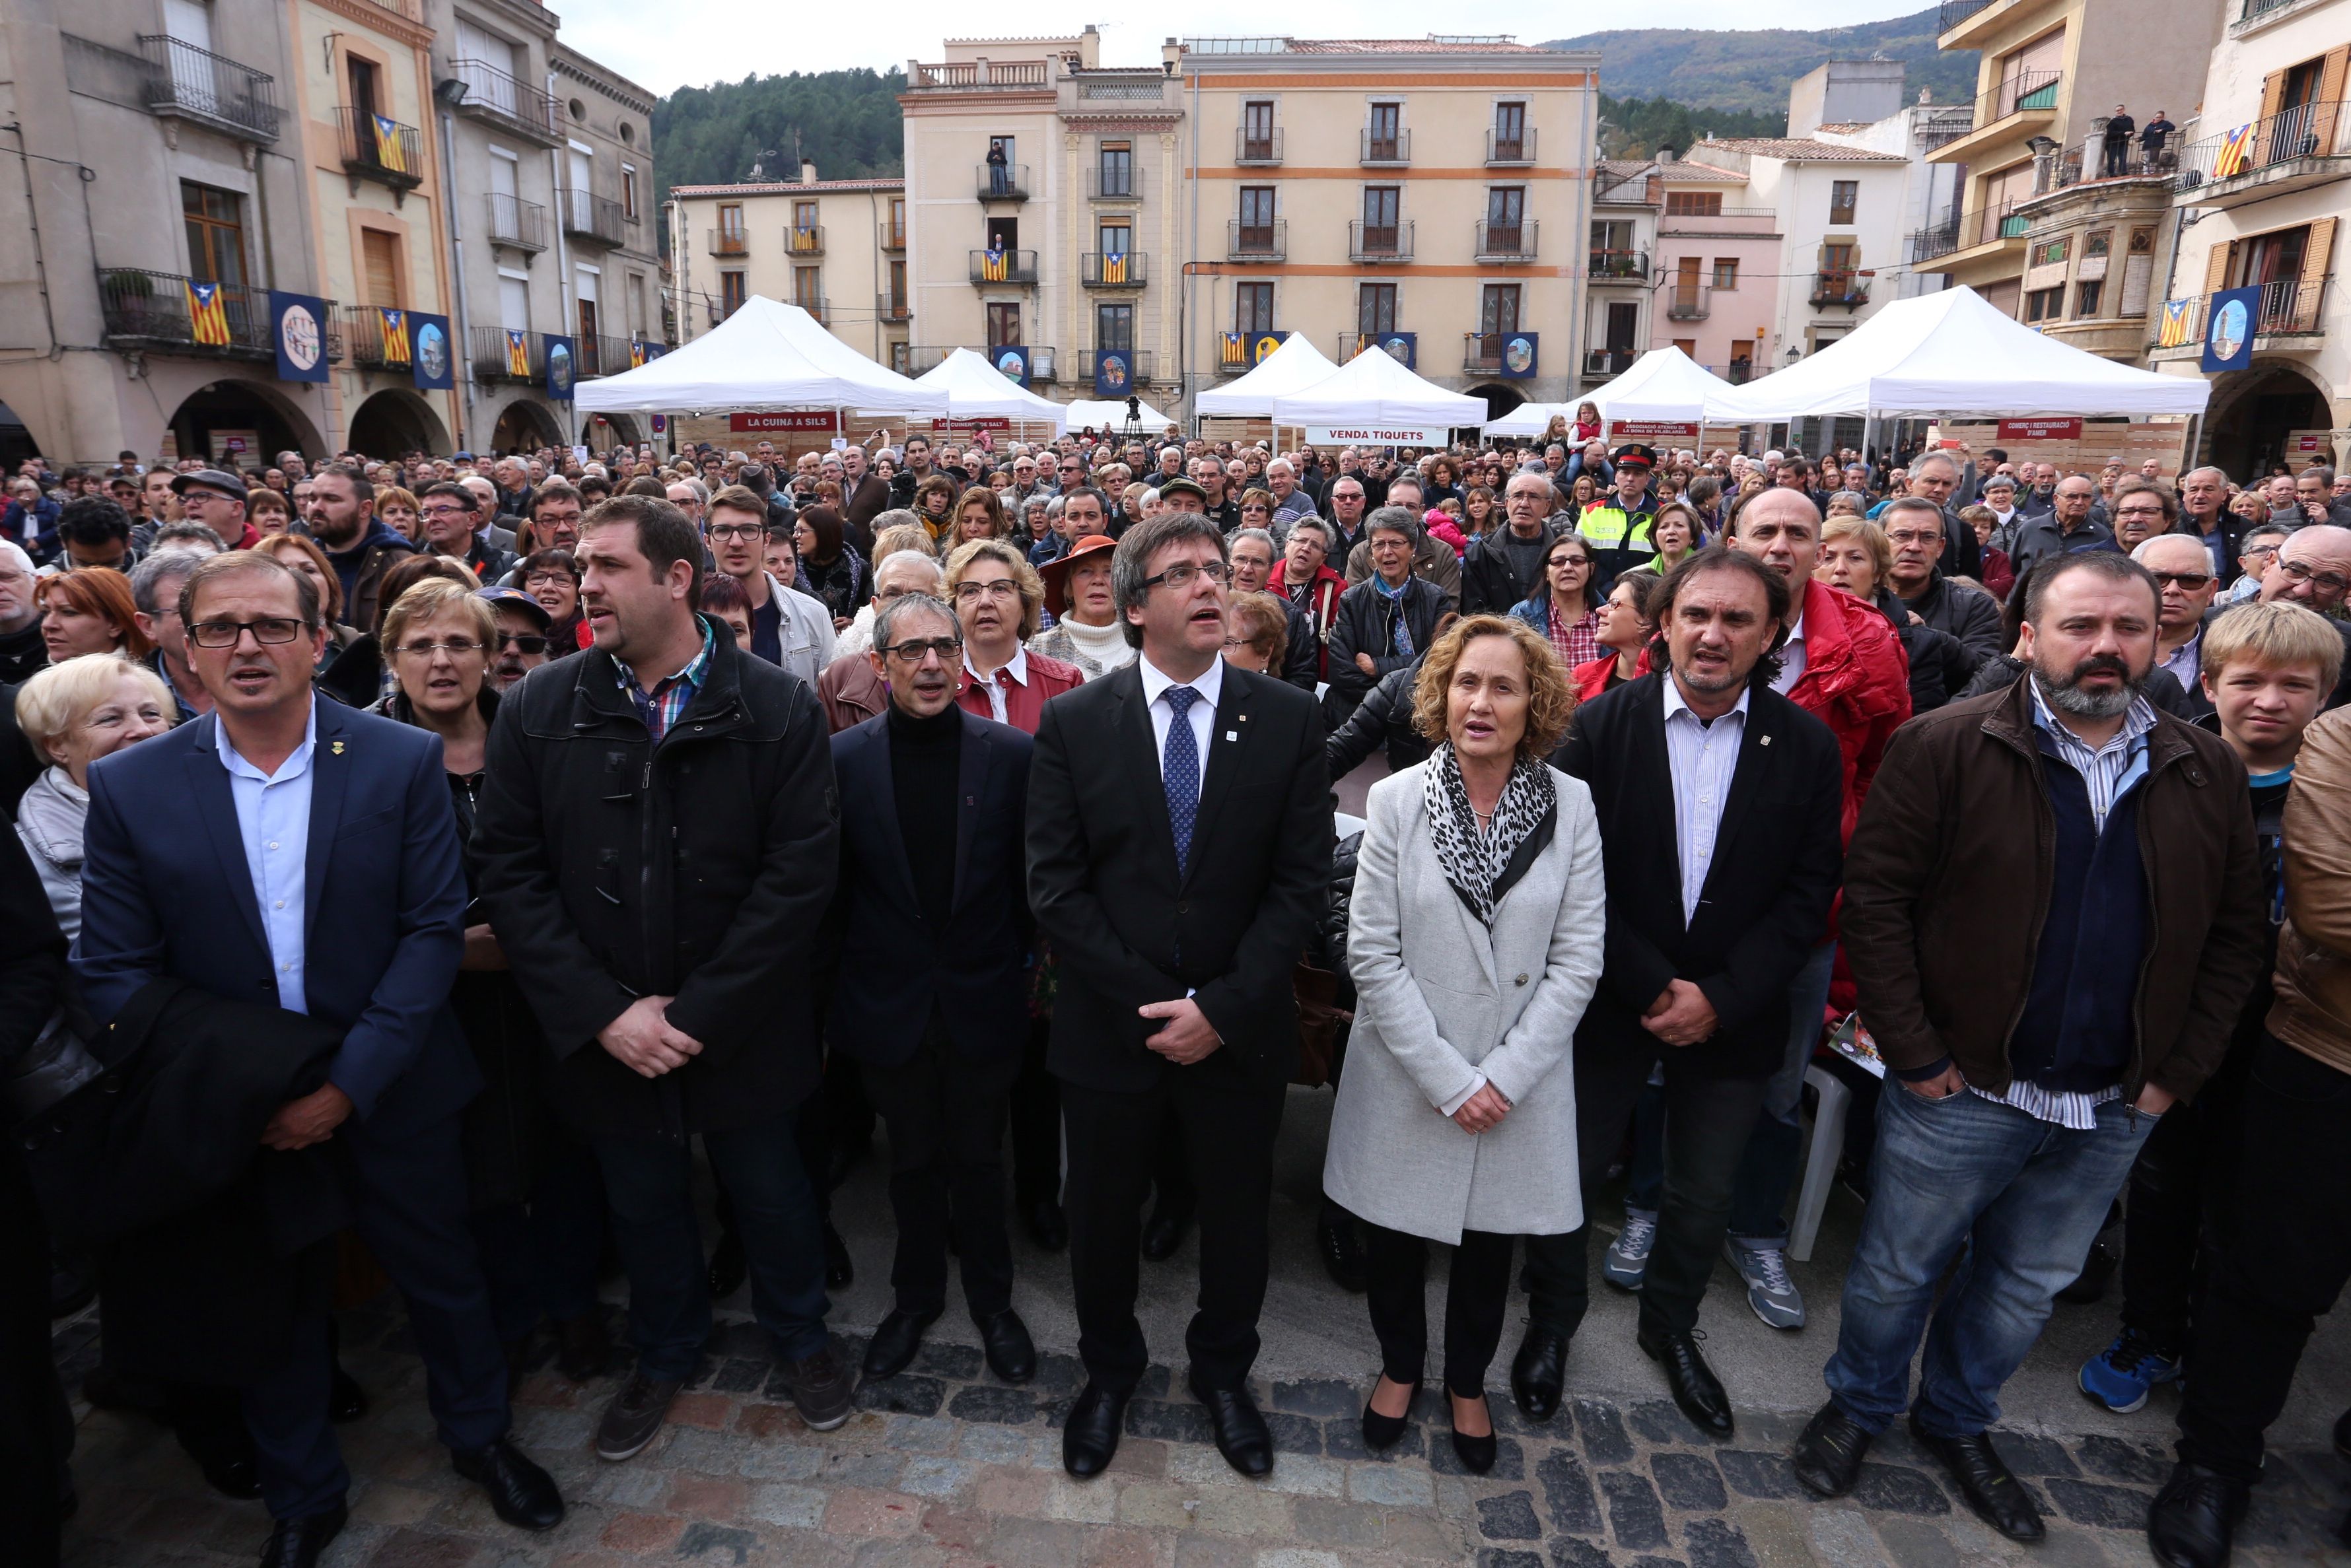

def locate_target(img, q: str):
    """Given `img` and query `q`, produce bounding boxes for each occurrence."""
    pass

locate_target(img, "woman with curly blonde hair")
[1322,613,1605,1477]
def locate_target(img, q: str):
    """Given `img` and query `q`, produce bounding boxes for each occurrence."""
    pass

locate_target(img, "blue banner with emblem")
[1360,331,1417,370]
[544,334,577,401]
[1093,348,1133,398]
[269,290,330,383]
[2201,287,2260,373]
[408,313,453,390]
[1498,331,1539,380]
[991,344,1032,386]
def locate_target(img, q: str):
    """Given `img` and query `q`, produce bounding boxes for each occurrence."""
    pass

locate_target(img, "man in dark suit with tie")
[75,551,561,1568]
[1515,547,1844,1439]
[828,590,1038,1385]
[1026,511,1329,1482]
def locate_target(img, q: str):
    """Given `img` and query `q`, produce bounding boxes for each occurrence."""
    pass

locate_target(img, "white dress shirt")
[1772,607,1808,695]
[965,646,1030,726]
[1662,677,1749,926]
[1137,651,1222,794]
[215,700,320,1015]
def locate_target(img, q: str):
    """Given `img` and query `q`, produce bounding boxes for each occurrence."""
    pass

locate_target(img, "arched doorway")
[1467,383,1524,424]
[579,411,641,448]
[491,397,563,454]
[348,389,452,461]
[0,399,38,471]
[167,379,324,468]
[2204,361,2336,479]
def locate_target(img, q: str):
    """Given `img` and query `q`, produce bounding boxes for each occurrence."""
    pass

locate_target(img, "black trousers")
[860,1031,1020,1318]
[2119,1035,2252,1355]
[1521,1039,1767,1339]
[1009,1015,1061,1210]
[1364,1225,1515,1398]
[2177,1033,2351,1484]
[1061,1069,1284,1392]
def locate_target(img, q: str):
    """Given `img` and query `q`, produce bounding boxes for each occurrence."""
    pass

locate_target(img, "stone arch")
[579,410,643,447]
[2201,358,2342,478]
[489,397,565,454]
[162,376,329,467]
[348,388,452,460]
[1466,383,1524,424]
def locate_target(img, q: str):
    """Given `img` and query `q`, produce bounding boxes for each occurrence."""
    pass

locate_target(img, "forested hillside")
[652,69,906,207]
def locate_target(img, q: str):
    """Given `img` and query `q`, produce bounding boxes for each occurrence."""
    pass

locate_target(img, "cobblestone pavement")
[48,1085,2351,1567]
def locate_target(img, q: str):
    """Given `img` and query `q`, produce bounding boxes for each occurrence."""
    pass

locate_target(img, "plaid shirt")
[614,620,715,742]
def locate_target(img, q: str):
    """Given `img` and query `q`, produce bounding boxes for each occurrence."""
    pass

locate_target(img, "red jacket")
[1572,647,1649,703]
[1268,562,1347,678]
[953,648,1084,734]
[1785,575,1912,843]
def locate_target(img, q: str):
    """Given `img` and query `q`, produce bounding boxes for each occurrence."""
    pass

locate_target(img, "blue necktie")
[1162,685,1200,873]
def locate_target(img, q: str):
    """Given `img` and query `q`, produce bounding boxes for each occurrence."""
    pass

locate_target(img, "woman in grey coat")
[1323,615,1606,1473]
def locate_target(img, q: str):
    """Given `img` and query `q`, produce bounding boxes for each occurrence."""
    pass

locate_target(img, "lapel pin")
[331,741,345,755]
[1226,730,1238,742]
[1759,734,1772,746]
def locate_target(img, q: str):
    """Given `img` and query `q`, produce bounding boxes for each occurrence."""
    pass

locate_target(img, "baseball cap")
[478,586,553,629]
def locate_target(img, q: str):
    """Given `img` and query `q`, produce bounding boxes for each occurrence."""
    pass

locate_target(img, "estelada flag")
[1220,332,1246,368]
[629,341,647,368]
[2212,123,2256,180]
[1099,252,1127,285]
[186,279,232,347]
[377,308,411,365]
[2156,299,2196,349]
[371,115,408,174]
[981,246,1008,283]
[505,329,532,376]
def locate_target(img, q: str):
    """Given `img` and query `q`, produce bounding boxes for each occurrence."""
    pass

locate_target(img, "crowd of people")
[5,417,2351,1568]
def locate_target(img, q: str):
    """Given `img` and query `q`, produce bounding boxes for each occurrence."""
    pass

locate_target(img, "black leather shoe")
[1360,1378,1419,1452]
[2147,1460,2247,1568]
[707,1228,747,1299]
[1636,1322,1733,1437]
[1140,1193,1193,1262]
[862,1307,941,1381]
[452,1439,564,1532]
[1791,1401,1874,1498]
[1909,1415,2043,1542]
[260,1505,347,1568]
[1063,1382,1131,1478]
[975,1309,1036,1384]
[198,1448,262,1501]
[824,1222,855,1289]
[1026,1198,1069,1252]
[1318,1211,1367,1293]
[328,1361,367,1423]
[1448,1390,1498,1475]
[1191,1377,1273,1478]
[1510,1327,1568,1421]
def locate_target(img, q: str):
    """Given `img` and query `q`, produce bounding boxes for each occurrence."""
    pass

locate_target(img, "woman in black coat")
[792,504,867,631]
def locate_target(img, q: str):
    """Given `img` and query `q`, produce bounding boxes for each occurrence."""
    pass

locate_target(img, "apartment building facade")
[2149,0,2349,475]
[551,44,662,446]
[1917,0,2216,329]
[1587,162,1662,382]
[668,170,911,372]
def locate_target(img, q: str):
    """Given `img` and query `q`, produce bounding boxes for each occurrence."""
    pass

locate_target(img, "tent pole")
[2184,411,2204,474]
[1861,411,1877,474]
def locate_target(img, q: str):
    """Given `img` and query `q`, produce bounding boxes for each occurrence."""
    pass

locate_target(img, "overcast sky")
[564,1,1916,98]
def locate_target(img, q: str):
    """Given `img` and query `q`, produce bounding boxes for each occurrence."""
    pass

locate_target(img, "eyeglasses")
[421,504,472,521]
[707,524,763,541]
[2242,543,2281,562]
[954,580,1021,603]
[2276,557,2350,596]
[880,635,963,662]
[394,637,487,659]
[2115,506,2169,520]
[493,632,549,653]
[524,571,575,588]
[1138,560,1230,592]
[190,616,307,648]
[2147,570,2212,591]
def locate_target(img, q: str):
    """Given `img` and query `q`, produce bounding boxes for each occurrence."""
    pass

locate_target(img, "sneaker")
[1724,1238,1806,1330]
[2078,1327,2181,1414]
[594,1372,681,1462]
[1603,1208,1657,1291]
[778,1346,855,1432]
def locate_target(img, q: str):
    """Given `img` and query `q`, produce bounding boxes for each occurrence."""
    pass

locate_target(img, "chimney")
[800,158,818,184]
[1656,147,1676,164]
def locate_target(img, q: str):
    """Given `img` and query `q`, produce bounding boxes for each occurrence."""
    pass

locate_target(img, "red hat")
[1038,534,1117,617]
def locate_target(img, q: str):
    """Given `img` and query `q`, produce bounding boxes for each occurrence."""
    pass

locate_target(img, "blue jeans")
[1823,1085,2157,1437]
[1727,940,1838,1243]
[594,1113,831,1379]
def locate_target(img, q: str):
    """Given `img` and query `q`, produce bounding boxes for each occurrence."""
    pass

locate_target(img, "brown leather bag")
[1292,961,1352,1088]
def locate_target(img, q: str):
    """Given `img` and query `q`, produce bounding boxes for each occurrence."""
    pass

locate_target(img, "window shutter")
[2202,241,2233,294]
[2300,218,2336,291]
[2321,49,2350,153]
[2257,71,2287,123]
[362,229,401,306]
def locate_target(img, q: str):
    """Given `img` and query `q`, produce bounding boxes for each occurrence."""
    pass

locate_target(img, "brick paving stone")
[1991,1431,2082,1478]
[1262,1454,1345,1497]
[1477,1551,1545,1568]
[946,1384,1038,1425]
[1871,1514,1965,1568]
[2042,1476,2153,1530]
[672,1521,759,1565]
[1535,1449,1604,1535]
[1599,1468,1671,1550]
[1269,1379,1359,1419]
[2072,1433,2170,1485]
[851,1375,946,1417]
[1547,1538,1614,1568]
[1347,1459,1436,1509]
[1289,1493,1386,1550]
[1650,1450,1728,1511]
[1125,1398,1217,1445]
[1478,1489,1544,1540]
[1263,1412,1325,1455]
[1629,1400,1716,1447]
[1679,1516,1761,1568]
[1321,1415,1425,1462]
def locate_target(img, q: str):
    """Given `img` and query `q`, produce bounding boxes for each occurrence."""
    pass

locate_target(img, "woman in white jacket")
[13,654,176,936]
[1323,615,1606,1473]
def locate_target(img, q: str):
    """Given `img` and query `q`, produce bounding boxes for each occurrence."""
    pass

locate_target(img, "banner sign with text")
[1610,420,1699,440]
[729,411,840,433]
[1996,417,2082,441]
[1305,423,1449,446]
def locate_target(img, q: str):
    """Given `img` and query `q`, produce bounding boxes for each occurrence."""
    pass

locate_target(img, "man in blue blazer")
[75,552,562,1568]
[826,590,1038,1385]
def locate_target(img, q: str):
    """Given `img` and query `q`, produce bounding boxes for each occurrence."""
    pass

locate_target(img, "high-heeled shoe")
[1360,1377,1420,1451]
[1448,1388,1498,1474]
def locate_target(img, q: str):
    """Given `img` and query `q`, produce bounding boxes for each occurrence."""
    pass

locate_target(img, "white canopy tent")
[1484,347,1749,437]
[1269,343,1488,444]
[909,348,1070,430]
[1719,287,2212,423]
[573,295,948,415]
[1193,333,1338,418]
[1061,396,1174,434]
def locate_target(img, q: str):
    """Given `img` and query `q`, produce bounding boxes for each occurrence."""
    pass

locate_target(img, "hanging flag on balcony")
[792,226,818,253]
[981,243,1009,283]
[1220,333,1246,369]
[269,291,329,382]
[371,114,409,173]
[629,341,647,369]
[2212,122,2257,180]
[544,334,576,400]
[377,308,411,366]
[2202,286,2260,373]
[1099,252,1128,285]
[2156,298,2196,349]
[409,314,452,390]
[505,329,532,377]
[1498,331,1539,379]
[185,279,232,347]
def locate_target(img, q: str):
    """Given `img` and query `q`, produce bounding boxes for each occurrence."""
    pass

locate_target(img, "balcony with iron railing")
[97,268,273,358]
[446,57,561,145]
[487,193,548,252]
[1076,349,1154,384]
[969,249,1039,286]
[561,187,623,246]
[336,107,423,191]
[135,35,280,141]
[784,224,824,257]
[905,345,956,375]
[1087,168,1139,201]
[1236,127,1284,165]
[1658,204,1780,234]
[1810,270,1871,309]
[879,221,905,252]
[1584,347,1640,377]
[710,228,748,257]
[1486,127,1537,166]
[1218,336,1273,375]
[1907,200,2025,263]
[337,303,420,370]
[1339,333,1415,362]
[1930,70,2062,164]
[1027,345,1058,382]
[876,290,911,324]
[2175,100,2348,204]
[1475,219,1539,263]
[575,335,647,377]
[2049,139,2181,192]
[1227,220,1286,261]
[470,324,544,382]
[1349,219,1415,263]
[1590,248,1649,282]
[1462,333,1512,374]
[2153,278,2332,352]
[1937,0,1998,36]
[1667,283,1710,320]
[1081,252,1146,288]
[1714,360,1757,384]
[977,162,1031,201]
[1361,129,1411,166]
